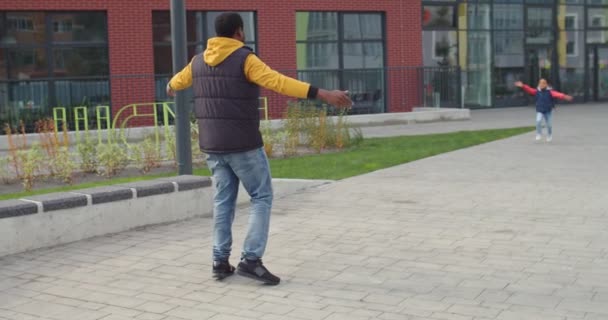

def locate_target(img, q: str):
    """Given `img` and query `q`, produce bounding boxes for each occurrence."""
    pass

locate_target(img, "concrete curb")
[0,176,331,257]
[0,175,213,257]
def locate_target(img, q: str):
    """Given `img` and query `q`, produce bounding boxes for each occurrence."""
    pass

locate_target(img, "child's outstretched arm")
[514,81,537,96]
[550,90,574,102]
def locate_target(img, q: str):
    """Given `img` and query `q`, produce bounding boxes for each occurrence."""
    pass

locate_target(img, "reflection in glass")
[423,31,458,67]
[342,42,383,69]
[296,43,339,70]
[493,4,523,30]
[558,5,584,30]
[559,31,585,97]
[587,30,607,44]
[7,48,47,80]
[296,12,338,41]
[587,8,608,28]
[527,8,553,44]
[51,12,107,43]
[423,6,455,28]
[53,48,109,77]
[461,3,491,30]
[1,12,46,45]
[493,31,525,103]
[0,49,7,80]
[462,31,492,107]
[343,14,382,40]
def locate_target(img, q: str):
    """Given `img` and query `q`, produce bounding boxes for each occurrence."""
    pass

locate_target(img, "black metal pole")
[170,0,192,175]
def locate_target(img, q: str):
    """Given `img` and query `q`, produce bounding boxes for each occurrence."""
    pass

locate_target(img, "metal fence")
[0,66,462,133]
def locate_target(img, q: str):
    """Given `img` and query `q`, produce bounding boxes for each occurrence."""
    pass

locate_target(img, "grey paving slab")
[1,104,608,319]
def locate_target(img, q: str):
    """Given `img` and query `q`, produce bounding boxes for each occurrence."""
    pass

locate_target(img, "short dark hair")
[215,12,244,37]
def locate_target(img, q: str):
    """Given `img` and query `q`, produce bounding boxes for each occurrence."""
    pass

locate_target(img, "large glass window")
[558,3,586,98]
[422,0,608,107]
[296,12,385,114]
[459,3,492,107]
[152,11,257,100]
[0,11,109,130]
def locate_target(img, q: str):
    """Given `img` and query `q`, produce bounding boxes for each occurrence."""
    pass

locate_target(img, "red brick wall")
[1,0,422,122]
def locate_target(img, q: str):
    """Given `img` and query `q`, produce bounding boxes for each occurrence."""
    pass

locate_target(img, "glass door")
[527,46,554,86]
[588,46,608,101]
[525,4,556,88]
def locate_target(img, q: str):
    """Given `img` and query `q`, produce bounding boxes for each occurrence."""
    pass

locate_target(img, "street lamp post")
[170,0,192,175]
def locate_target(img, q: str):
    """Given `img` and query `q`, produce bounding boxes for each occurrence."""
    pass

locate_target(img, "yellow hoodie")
[169,37,311,98]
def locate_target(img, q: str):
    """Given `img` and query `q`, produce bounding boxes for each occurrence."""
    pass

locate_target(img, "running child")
[515,79,573,142]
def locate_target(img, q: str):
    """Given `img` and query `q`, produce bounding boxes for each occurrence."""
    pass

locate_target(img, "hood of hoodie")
[203,37,245,67]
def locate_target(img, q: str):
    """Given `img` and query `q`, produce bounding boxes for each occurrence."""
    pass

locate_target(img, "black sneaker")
[212,260,235,280]
[237,259,281,285]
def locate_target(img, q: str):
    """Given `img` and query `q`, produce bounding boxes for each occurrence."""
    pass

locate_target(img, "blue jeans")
[206,147,273,262]
[536,111,553,136]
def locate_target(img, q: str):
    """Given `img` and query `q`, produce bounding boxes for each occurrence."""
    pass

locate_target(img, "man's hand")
[317,89,352,108]
[514,81,524,88]
[564,95,574,102]
[166,83,176,97]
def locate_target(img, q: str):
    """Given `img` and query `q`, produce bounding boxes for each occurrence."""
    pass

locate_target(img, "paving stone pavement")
[1,104,607,320]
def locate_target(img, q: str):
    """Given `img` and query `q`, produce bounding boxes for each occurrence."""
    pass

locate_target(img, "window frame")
[151,10,258,77]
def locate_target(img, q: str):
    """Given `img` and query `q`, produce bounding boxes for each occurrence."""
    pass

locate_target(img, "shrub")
[36,119,69,177]
[19,143,44,192]
[191,120,203,159]
[0,156,10,184]
[77,139,99,173]
[131,137,161,174]
[261,121,275,157]
[97,142,129,178]
[165,127,177,167]
[5,122,27,179]
[334,111,352,149]
[52,147,77,185]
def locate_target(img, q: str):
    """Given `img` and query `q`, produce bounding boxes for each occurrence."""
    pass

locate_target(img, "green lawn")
[0,127,532,201]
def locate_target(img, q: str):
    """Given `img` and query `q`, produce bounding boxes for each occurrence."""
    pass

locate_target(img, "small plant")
[334,112,349,149]
[0,156,10,184]
[97,142,129,178]
[165,127,177,167]
[136,137,161,174]
[191,120,202,159]
[77,139,99,173]
[261,121,275,157]
[5,122,28,179]
[283,104,304,157]
[350,127,365,147]
[19,143,44,192]
[36,119,69,177]
[52,147,77,185]
[309,108,330,153]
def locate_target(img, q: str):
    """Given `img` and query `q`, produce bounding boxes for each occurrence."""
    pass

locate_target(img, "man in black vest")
[167,13,352,285]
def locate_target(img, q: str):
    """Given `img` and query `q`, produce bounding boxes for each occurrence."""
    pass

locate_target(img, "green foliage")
[52,147,77,185]
[0,156,10,184]
[261,121,277,158]
[268,127,534,180]
[97,142,129,178]
[131,137,161,174]
[77,139,98,173]
[191,120,203,159]
[165,127,177,167]
[0,127,534,201]
[19,143,44,192]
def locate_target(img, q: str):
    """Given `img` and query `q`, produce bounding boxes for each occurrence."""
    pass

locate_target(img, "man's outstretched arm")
[166,61,193,97]
[245,55,352,107]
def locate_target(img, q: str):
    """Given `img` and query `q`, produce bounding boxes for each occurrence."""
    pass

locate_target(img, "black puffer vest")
[192,47,262,153]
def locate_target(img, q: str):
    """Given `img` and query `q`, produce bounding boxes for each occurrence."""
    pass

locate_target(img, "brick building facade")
[0,0,422,127]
